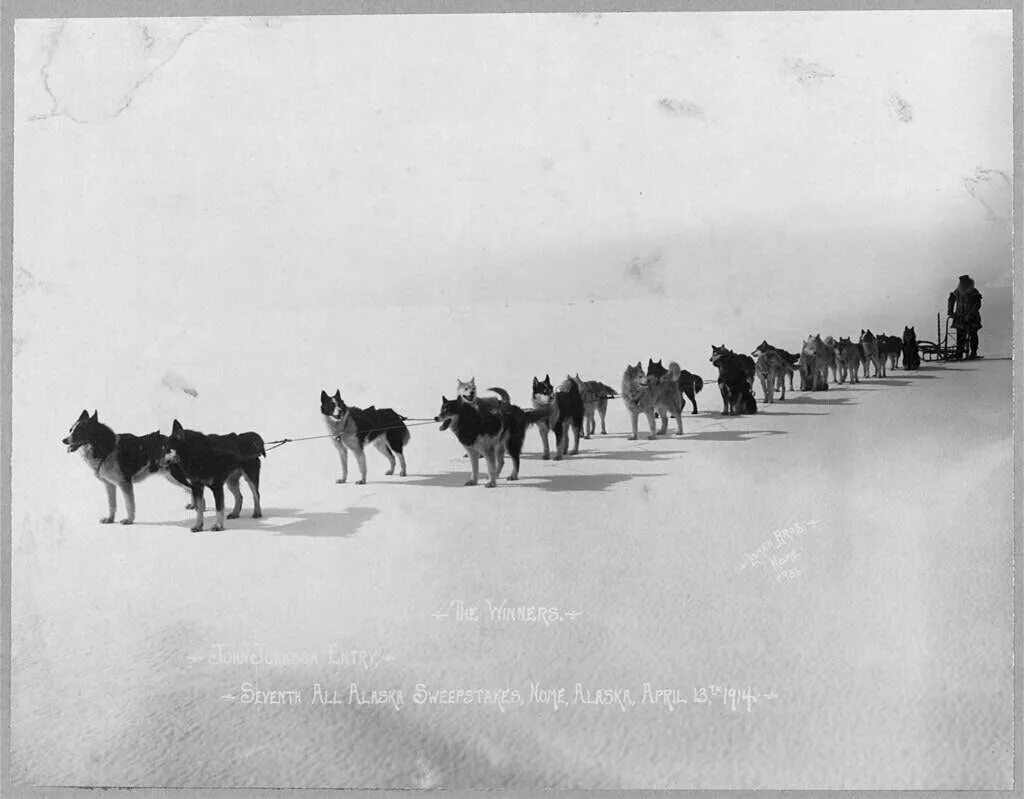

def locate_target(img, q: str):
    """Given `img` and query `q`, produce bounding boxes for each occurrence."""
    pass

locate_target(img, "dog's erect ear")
[334,389,342,401]
[78,409,89,422]
[171,419,184,437]
[321,390,330,402]
[544,374,550,384]
[441,395,449,403]
[91,410,98,422]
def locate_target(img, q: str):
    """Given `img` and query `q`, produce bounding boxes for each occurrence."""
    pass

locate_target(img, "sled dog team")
[64,327,922,532]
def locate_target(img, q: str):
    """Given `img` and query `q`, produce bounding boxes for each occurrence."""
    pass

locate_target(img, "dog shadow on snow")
[401,469,650,492]
[138,506,380,538]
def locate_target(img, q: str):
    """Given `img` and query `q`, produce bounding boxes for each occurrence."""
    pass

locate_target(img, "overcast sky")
[13,12,1013,337]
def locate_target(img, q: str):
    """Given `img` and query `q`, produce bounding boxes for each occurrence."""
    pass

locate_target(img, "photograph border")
[1,1,1019,796]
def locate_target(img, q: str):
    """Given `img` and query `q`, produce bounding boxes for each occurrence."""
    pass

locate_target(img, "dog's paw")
[399,470,407,477]
[485,481,497,488]
[336,478,347,484]
[190,524,203,533]
[507,474,519,481]
[252,511,263,519]
[119,518,134,525]
[385,469,395,475]
[464,479,478,486]
[356,478,366,485]
[100,516,114,524]
[185,502,196,510]
[647,434,657,441]
[227,512,240,519]
[212,523,224,532]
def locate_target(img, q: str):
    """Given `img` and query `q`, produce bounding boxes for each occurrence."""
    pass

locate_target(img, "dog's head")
[457,377,477,402]
[532,375,554,404]
[751,340,772,358]
[434,396,460,431]
[558,375,576,393]
[623,362,649,388]
[903,326,916,341]
[838,336,851,348]
[157,419,187,468]
[710,345,731,366]
[646,359,667,379]
[62,409,101,452]
[320,389,347,420]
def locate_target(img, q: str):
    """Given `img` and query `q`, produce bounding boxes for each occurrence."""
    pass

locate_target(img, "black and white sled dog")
[531,375,585,460]
[157,420,265,532]
[63,409,190,525]
[320,389,410,484]
[434,394,547,487]
[177,430,265,517]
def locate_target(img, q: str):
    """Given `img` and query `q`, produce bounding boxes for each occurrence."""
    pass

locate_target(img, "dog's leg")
[508,430,522,481]
[373,437,397,476]
[552,421,564,461]
[210,483,227,531]
[645,411,657,440]
[598,399,608,433]
[334,439,349,484]
[120,481,136,524]
[495,442,506,477]
[354,447,368,485]
[628,410,639,441]
[537,424,550,460]
[243,464,262,519]
[190,484,205,532]
[100,480,116,524]
[483,448,499,488]
[396,450,407,477]
[465,449,480,486]
[226,472,243,519]
[657,409,668,435]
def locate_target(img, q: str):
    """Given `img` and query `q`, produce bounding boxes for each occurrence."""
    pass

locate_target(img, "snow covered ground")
[10,290,1014,789]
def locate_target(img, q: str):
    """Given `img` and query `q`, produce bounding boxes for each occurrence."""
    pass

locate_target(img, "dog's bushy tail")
[487,387,510,402]
[693,375,704,394]
[666,361,682,383]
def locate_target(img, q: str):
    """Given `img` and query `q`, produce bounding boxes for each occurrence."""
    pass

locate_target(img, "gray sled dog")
[621,361,684,439]
[569,373,615,438]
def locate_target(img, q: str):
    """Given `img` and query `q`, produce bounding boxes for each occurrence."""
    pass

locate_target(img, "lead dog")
[320,389,410,484]
[63,409,190,525]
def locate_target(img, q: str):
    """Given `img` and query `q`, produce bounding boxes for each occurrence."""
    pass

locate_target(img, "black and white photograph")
[4,3,1019,791]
